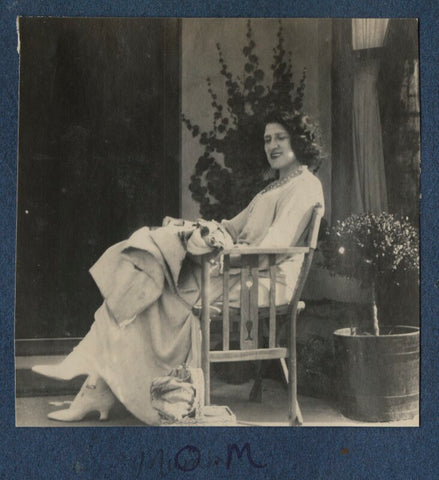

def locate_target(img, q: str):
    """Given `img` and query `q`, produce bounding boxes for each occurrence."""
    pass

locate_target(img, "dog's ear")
[178,230,193,248]
[199,225,210,237]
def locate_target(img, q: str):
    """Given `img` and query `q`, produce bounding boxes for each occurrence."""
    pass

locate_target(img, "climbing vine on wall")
[182,20,310,220]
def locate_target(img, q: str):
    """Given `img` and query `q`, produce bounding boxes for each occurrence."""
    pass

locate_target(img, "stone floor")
[16,376,418,428]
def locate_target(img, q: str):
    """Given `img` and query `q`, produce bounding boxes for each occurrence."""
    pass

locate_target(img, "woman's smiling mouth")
[270,151,282,159]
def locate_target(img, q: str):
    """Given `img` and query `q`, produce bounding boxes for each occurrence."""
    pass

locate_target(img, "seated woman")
[32,108,324,424]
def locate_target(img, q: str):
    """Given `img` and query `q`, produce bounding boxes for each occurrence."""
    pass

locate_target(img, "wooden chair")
[198,204,323,426]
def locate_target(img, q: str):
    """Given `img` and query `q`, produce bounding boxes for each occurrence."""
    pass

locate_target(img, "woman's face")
[264,122,297,171]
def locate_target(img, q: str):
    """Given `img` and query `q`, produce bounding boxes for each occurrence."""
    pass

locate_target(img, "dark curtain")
[376,19,420,327]
[16,18,181,338]
[378,19,420,224]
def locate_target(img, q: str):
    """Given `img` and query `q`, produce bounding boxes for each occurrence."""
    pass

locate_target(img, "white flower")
[338,246,345,255]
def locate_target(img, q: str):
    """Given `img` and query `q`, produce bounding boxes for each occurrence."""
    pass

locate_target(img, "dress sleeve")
[257,177,324,248]
[220,198,255,243]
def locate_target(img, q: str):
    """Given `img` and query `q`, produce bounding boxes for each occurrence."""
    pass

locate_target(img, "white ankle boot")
[32,348,90,381]
[48,377,116,422]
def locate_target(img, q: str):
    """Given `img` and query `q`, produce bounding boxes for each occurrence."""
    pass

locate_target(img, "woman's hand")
[162,216,186,227]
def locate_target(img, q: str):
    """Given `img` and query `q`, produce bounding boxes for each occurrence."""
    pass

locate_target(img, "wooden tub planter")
[333,325,419,422]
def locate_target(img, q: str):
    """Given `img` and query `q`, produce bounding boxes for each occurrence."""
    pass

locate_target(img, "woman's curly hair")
[262,109,324,172]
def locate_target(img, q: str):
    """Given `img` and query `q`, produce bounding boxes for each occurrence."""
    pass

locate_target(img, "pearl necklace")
[260,165,306,195]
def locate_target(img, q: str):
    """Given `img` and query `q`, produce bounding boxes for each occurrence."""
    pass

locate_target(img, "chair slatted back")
[200,203,323,409]
[214,203,323,352]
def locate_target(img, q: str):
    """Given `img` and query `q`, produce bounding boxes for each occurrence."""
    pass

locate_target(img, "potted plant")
[321,212,419,422]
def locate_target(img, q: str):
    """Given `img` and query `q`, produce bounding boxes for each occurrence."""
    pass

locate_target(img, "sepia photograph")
[15,17,420,427]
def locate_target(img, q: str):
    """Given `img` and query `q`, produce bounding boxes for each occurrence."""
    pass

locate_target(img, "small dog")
[162,216,233,255]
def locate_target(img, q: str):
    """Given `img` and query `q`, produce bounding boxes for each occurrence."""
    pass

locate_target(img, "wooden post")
[201,256,211,405]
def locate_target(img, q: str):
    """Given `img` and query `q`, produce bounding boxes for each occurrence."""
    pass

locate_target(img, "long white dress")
[71,167,324,424]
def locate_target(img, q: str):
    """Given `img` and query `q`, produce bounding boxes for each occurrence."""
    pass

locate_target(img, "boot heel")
[99,409,110,421]
[47,377,116,422]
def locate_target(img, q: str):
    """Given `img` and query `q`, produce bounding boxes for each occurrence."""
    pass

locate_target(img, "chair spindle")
[268,254,276,349]
[239,256,259,350]
[222,254,230,351]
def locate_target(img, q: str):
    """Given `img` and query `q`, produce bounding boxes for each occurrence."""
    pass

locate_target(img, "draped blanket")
[89,225,192,327]
[79,224,203,424]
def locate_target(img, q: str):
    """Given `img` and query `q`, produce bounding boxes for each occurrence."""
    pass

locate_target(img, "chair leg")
[295,400,303,426]
[200,257,211,406]
[287,313,299,426]
[249,361,263,402]
[281,357,303,426]
[279,357,288,384]
[249,333,268,402]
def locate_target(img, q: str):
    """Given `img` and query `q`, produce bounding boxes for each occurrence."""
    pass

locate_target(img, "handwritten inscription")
[136,443,267,477]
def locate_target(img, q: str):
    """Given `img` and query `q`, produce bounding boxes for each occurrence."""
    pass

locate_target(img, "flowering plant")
[320,212,419,335]
[182,20,322,220]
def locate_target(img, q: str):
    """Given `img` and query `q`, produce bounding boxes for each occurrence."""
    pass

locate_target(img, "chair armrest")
[198,246,310,270]
[222,246,310,255]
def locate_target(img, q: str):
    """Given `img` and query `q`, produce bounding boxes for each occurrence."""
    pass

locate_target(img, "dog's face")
[186,220,233,255]
[196,220,222,246]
